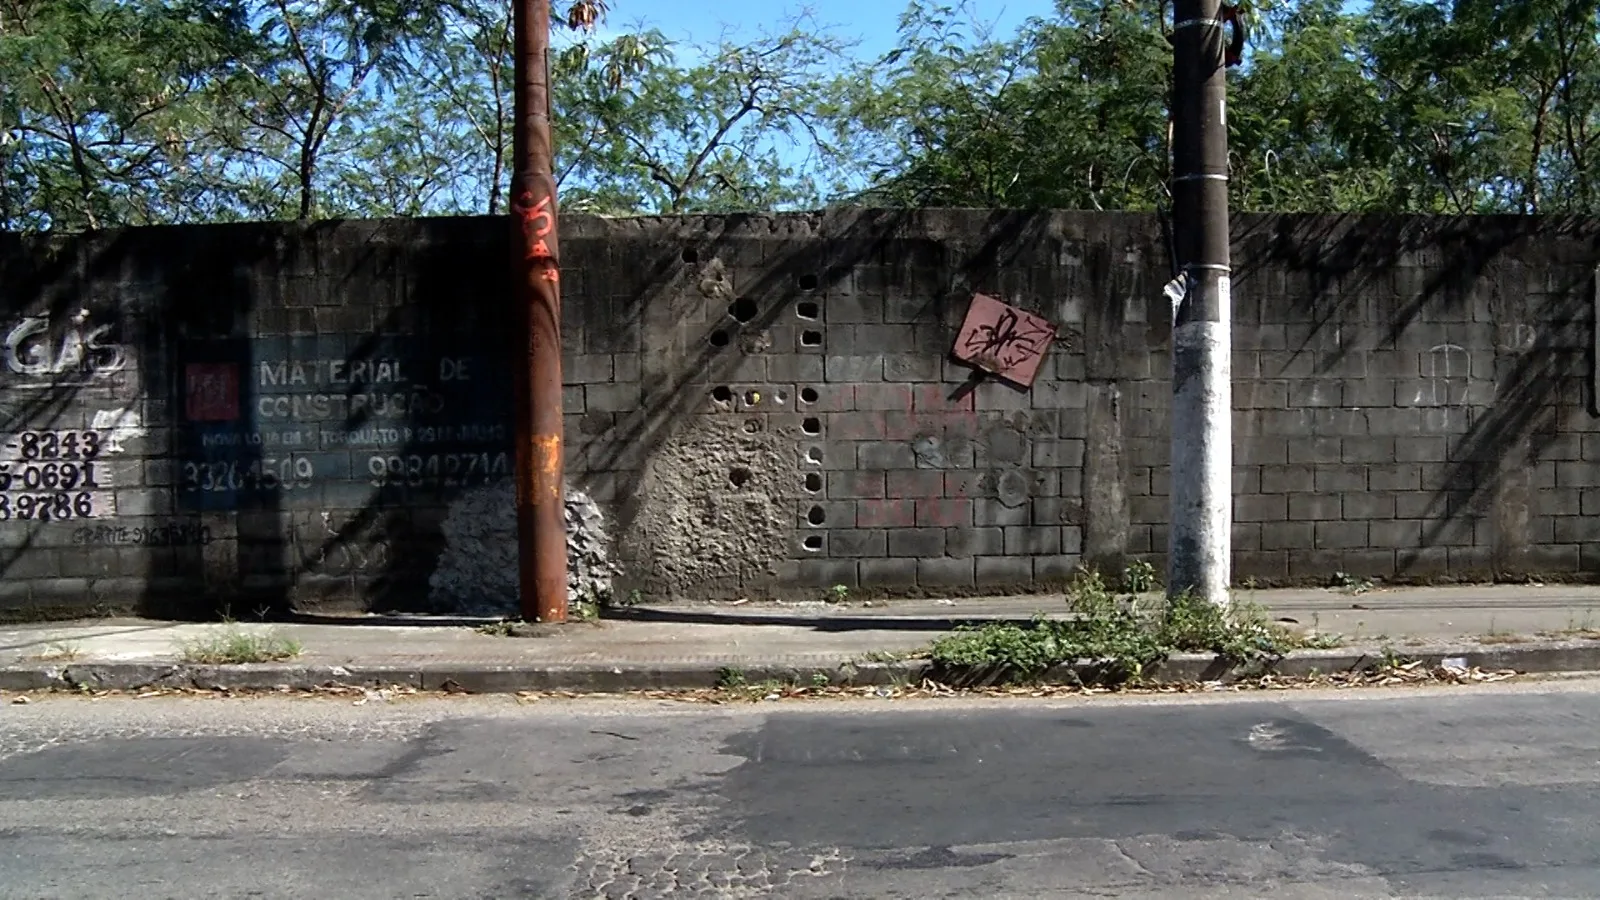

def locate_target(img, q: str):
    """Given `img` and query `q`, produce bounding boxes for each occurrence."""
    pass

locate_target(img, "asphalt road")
[3,683,1600,899]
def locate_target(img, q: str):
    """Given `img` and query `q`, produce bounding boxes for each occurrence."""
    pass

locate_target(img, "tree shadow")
[6,208,1595,623]
[1231,212,1599,581]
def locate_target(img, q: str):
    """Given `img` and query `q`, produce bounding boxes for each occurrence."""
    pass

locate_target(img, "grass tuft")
[927,566,1343,687]
[179,627,302,665]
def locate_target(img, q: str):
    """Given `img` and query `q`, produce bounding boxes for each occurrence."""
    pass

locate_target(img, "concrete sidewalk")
[4,583,1600,693]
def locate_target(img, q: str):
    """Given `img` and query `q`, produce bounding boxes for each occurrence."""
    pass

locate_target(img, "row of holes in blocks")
[690,279,845,555]
[709,385,823,416]
[709,297,823,348]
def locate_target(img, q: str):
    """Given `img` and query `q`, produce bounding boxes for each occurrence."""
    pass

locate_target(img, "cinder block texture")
[0,211,1593,618]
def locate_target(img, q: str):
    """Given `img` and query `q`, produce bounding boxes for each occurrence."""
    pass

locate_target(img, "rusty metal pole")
[510,0,568,622]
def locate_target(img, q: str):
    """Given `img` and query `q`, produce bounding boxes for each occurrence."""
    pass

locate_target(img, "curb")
[601,607,1051,632]
[4,641,1600,695]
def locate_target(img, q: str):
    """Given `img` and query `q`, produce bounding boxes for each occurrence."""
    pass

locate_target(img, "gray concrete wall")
[0,210,1592,619]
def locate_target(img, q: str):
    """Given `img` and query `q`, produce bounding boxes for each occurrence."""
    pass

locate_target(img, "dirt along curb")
[3,639,1600,695]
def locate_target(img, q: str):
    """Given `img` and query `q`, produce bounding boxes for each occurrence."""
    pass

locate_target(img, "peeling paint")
[89,407,144,454]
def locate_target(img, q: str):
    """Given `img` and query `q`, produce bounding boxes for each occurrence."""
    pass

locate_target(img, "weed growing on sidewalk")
[859,649,917,663]
[1334,571,1374,594]
[179,627,302,665]
[927,568,1339,686]
[33,641,81,662]
[1122,559,1160,593]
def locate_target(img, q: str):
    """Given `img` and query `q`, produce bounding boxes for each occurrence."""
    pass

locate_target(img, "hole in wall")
[709,330,730,347]
[682,247,699,264]
[804,445,823,465]
[711,386,733,404]
[803,535,823,552]
[802,417,821,435]
[801,330,823,347]
[805,472,823,492]
[773,390,788,405]
[743,418,762,434]
[800,387,819,404]
[744,390,761,406]
[807,506,826,526]
[729,467,752,488]
[797,300,819,319]
[799,273,819,291]
[730,297,759,323]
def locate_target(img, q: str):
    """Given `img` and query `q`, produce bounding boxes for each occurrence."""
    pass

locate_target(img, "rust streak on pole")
[511,0,567,623]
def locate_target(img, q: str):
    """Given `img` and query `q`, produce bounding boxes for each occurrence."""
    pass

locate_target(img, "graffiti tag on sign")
[4,312,126,384]
[952,293,1056,388]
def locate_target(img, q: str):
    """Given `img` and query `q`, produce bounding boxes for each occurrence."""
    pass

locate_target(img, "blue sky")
[565,0,1060,58]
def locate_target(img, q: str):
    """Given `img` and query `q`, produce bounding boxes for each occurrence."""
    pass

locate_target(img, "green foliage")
[840,0,1600,216]
[0,0,248,229]
[178,626,302,664]
[15,0,1600,228]
[553,24,848,214]
[928,570,1326,686]
[1122,560,1159,593]
[839,0,1172,209]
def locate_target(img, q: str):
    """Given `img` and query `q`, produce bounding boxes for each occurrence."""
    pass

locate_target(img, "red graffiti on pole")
[514,191,555,261]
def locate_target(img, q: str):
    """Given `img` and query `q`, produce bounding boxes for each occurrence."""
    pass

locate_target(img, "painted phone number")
[0,492,97,521]
[367,452,510,487]
[182,457,315,493]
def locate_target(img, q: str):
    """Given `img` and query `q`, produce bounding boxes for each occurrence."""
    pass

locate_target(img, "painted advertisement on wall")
[178,336,513,510]
[0,308,139,525]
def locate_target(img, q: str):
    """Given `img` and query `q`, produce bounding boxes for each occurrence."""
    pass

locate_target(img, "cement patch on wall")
[620,416,798,598]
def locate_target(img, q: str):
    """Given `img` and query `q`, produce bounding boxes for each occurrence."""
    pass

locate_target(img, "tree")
[325,0,515,217]
[205,0,466,221]
[20,0,1600,227]
[552,22,850,214]
[0,0,246,230]
[839,0,1171,210]
[1230,0,1395,212]
[327,0,618,217]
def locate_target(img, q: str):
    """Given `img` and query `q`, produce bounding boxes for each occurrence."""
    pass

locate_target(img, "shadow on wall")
[1,219,524,621]
[168,218,523,619]
[5,210,1597,622]
[0,225,289,620]
[1231,214,1599,581]
[567,208,1123,601]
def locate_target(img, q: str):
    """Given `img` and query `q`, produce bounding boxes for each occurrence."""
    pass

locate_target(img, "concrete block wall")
[0,210,1595,618]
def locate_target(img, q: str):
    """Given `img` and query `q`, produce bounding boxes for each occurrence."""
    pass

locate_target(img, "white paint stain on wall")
[428,480,618,617]
[1513,324,1537,352]
[89,407,144,455]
